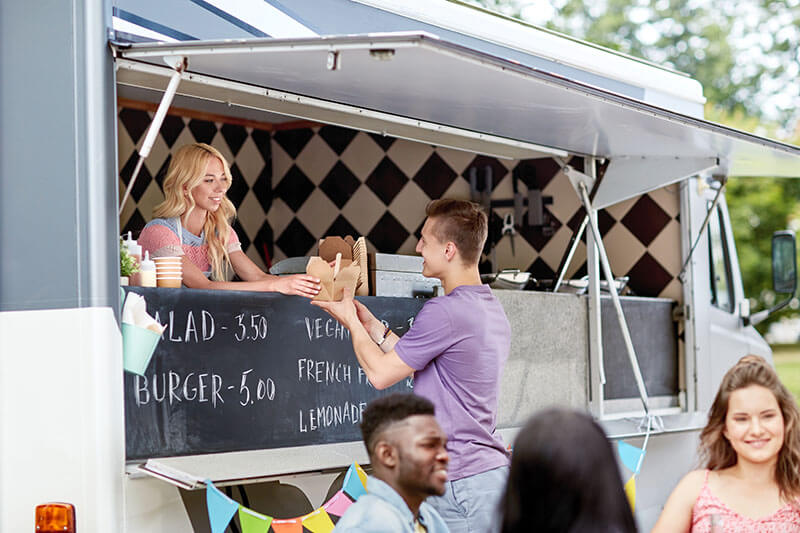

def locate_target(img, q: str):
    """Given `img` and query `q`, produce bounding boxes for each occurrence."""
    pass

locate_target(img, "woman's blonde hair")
[153,143,236,281]
[699,355,800,503]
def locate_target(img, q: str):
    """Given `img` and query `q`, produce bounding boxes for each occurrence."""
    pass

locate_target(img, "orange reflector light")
[35,503,75,533]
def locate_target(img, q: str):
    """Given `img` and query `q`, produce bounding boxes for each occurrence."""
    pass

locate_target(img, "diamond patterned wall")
[117,104,683,302]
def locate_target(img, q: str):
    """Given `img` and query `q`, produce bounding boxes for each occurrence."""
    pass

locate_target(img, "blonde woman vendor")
[138,143,320,297]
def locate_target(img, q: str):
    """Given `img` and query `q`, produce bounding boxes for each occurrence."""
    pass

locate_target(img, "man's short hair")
[425,199,488,265]
[360,393,435,457]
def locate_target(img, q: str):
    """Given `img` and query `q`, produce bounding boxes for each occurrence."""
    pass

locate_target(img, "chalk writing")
[237,368,276,406]
[154,310,216,343]
[123,287,425,459]
[304,316,350,342]
[298,357,353,385]
[133,369,275,408]
[299,401,367,433]
[234,313,268,342]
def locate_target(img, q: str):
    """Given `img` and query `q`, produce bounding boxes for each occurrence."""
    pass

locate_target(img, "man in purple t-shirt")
[314,199,511,533]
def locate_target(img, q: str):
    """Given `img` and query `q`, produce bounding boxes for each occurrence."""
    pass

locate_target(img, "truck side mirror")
[772,230,797,294]
[747,230,797,326]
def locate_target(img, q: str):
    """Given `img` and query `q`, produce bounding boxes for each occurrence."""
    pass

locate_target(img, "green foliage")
[471,0,800,128]
[724,115,800,332]
[773,346,800,401]
[470,0,800,333]
[120,238,139,277]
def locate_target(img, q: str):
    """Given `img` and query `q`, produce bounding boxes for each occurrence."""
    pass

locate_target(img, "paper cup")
[156,262,182,275]
[122,323,161,375]
[153,256,181,262]
[157,278,182,288]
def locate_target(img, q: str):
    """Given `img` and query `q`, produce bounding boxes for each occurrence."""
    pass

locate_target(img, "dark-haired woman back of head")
[500,408,637,533]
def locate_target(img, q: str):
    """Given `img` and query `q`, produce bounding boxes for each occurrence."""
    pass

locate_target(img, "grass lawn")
[772,344,800,402]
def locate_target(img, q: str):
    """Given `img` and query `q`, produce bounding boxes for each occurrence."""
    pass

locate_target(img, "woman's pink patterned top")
[691,470,800,532]
[138,217,241,278]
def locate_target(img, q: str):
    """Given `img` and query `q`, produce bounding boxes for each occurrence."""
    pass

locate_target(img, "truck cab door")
[696,195,770,409]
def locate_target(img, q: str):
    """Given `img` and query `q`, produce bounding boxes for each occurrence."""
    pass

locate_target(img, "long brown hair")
[153,143,236,281]
[699,355,800,502]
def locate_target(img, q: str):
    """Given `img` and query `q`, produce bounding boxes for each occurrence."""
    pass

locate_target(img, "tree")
[723,114,800,332]
[469,0,800,331]
[468,0,799,128]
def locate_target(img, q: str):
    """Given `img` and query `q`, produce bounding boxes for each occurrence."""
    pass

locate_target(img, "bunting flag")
[624,475,636,511]
[323,490,354,518]
[205,463,368,533]
[355,462,368,488]
[206,481,240,533]
[616,415,660,512]
[617,441,646,475]
[270,518,302,532]
[302,508,336,533]
[342,462,368,500]
[238,507,272,533]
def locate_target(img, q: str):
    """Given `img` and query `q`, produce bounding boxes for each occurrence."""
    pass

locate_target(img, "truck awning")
[113,33,800,201]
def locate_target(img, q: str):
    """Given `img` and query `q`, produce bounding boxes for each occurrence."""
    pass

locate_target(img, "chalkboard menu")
[124,287,424,460]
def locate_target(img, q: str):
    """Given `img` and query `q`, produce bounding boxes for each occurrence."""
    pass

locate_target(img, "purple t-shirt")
[395,284,511,480]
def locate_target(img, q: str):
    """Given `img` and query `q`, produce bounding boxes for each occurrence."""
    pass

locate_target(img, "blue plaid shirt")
[333,476,450,532]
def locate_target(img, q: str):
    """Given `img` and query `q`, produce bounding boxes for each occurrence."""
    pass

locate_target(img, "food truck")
[3,0,800,531]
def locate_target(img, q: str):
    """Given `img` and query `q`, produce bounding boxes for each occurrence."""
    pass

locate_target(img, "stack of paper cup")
[154,257,182,288]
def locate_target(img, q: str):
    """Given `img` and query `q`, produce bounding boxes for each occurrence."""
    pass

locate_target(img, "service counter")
[123,286,679,481]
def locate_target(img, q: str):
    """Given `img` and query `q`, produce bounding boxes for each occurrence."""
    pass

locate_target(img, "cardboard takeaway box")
[305,236,368,301]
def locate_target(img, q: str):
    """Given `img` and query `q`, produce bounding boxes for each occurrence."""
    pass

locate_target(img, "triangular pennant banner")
[270,518,302,533]
[617,441,646,474]
[355,462,368,488]
[206,481,240,533]
[302,508,335,533]
[323,490,354,517]
[342,463,367,500]
[239,506,272,533]
[624,475,636,511]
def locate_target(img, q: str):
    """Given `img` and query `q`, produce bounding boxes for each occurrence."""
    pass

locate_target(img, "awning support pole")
[677,175,727,284]
[553,160,605,293]
[578,181,650,413]
[553,217,587,292]
[119,57,186,215]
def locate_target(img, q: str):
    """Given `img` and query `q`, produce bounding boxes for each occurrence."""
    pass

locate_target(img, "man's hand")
[312,288,413,389]
[311,287,359,330]
[353,299,385,342]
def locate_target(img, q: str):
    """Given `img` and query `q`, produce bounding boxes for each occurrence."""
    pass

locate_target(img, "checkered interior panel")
[118,105,682,301]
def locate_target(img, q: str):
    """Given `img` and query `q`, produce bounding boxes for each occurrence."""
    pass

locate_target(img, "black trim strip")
[261,0,322,34]
[113,7,197,41]
[187,0,270,38]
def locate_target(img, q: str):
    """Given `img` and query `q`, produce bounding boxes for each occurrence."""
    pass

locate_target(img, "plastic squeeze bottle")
[139,251,156,287]
[123,231,142,286]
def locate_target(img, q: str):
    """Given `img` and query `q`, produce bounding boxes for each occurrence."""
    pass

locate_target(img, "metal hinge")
[673,305,691,321]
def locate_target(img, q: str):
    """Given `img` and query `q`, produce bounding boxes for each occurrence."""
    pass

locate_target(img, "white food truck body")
[2,1,799,531]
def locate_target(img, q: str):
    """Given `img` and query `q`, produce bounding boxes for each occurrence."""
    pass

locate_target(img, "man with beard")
[333,394,450,532]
